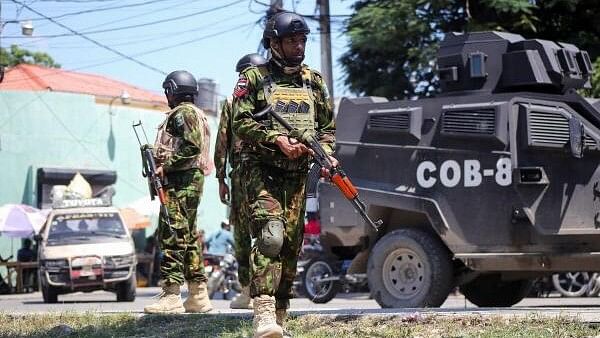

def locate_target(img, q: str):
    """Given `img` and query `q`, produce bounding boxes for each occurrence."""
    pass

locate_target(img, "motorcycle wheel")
[552,272,590,297]
[301,258,340,304]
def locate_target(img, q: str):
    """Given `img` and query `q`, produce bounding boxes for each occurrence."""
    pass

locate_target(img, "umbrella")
[0,204,48,238]
[119,207,151,230]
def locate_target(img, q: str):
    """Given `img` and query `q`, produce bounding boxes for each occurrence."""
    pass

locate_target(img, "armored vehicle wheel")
[461,274,532,307]
[367,229,453,308]
[301,258,340,304]
[552,272,591,297]
[116,274,136,302]
[42,284,58,303]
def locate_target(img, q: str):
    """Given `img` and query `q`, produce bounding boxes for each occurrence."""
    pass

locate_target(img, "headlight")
[103,254,135,268]
[43,259,68,269]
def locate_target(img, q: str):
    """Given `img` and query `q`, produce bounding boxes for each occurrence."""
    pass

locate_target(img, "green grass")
[0,312,598,337]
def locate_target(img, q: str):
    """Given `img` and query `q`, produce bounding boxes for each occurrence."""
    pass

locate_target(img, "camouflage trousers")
[229,164,251,287]
[241,161,307,310]
[158,169,207,285]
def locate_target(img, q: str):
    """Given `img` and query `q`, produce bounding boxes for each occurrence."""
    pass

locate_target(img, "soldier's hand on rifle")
[275,135,311,160]
[321,156,339,177]
[156,166,165,180]
[218,179,230,204]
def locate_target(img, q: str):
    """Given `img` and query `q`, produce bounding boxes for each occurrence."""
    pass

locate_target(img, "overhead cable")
[3,0,245,38]
[10,0,167,75]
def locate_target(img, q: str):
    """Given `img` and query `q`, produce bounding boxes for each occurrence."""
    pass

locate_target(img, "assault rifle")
[132,121,176,239]
[254,104,383,232]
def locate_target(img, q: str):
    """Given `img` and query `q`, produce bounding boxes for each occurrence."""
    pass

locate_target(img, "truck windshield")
[47,212,126,243]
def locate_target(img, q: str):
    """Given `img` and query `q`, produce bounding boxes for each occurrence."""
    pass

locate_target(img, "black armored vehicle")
[317,31,600,308]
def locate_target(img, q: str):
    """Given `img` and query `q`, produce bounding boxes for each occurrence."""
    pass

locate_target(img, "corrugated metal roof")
[0,64,167,105]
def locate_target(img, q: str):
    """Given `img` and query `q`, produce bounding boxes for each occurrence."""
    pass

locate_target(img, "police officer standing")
[232,12,336,338]
[214,53,268,310]
[144,70,213,314]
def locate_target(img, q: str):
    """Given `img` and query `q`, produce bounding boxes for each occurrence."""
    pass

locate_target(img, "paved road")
[4,288,600,321]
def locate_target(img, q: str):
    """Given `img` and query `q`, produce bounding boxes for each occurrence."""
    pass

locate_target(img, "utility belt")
[239,146,309,173]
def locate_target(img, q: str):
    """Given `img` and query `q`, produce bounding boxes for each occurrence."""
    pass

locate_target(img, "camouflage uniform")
[154,102,211,285]
[214,97,251,287]
[232,62,335,310]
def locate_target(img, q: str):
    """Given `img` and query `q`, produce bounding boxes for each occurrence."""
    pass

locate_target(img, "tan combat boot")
[253,295,283,338]
[183,281,213,313]
[144,283,185,314]
[276,309,291,338]
[230,286,253,309]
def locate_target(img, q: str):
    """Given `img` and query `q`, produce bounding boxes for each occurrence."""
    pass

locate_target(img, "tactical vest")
[154,102,213,175]
[262,67,317,135]
[242,66,318,171]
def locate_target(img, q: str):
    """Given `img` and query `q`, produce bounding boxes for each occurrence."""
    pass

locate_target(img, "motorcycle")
[552,272,600,297]
[204,251,241,300]
[294,236,369,303]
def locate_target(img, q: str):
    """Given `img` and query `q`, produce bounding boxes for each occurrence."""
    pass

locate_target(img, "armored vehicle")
[317,31,600,308]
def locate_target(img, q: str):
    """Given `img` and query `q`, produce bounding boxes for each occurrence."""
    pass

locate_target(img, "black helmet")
[262,12,310,49]
[236,53,268,73]
[162,70,198,96]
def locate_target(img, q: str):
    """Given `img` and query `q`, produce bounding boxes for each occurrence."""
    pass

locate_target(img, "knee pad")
[257,219,284,258]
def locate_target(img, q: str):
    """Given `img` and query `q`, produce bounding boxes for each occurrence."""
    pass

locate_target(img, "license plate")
[80,265,94,277]
[205,266,213,273]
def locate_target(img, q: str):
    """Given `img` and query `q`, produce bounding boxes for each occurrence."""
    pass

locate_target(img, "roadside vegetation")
[0,312,599,337]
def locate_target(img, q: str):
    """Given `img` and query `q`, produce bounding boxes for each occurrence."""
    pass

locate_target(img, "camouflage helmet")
[262,12,310,49]
[235,53,268,73]
[162,70,198,96]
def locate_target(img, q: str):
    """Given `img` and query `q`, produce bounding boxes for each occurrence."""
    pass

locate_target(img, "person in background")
[17,238,36,292]
[198,229,207,253]
[206,221,235,255]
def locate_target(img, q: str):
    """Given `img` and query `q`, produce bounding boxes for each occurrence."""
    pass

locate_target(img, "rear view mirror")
[568,117,585,159]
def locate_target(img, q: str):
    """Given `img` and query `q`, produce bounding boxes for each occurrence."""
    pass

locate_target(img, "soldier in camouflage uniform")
[232,12,336,338]
[144,70,213,314]
[214,53,267,310]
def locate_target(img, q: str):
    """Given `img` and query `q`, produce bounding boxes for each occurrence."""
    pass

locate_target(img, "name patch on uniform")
[233,75,249,98]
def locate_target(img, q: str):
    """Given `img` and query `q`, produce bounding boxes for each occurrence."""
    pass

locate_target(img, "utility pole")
[318,0,334,103]
[259,0,283,55]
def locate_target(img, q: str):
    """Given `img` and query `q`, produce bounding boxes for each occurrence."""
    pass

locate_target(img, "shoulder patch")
[233,74,249,98]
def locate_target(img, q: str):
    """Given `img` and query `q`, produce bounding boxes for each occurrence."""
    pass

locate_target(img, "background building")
[0,64,226,259]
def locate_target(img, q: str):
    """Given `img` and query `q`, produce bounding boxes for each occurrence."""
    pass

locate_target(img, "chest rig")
[262,68,317,135]
[154,102,212,174]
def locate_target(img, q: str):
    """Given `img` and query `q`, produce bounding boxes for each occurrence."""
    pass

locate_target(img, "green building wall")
[0,90,227,260]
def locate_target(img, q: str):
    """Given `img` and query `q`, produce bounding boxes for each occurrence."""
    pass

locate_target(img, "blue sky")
[0,0,354,98]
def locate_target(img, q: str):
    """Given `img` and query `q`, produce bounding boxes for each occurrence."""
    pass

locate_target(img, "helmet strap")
[270,39,302,74]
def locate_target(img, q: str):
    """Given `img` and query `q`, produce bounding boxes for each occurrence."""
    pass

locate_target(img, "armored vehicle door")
[511,97,600,237]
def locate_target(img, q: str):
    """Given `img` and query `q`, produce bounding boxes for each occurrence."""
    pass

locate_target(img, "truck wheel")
[368,229,453,308]
[552,272,590,297]
[461,274,532,307]
[116,274,136,302]
[42,284,58,303]
[301,258,340,304]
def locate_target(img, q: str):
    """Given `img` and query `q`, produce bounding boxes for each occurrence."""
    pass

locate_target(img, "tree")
[341,0,600,99]
[0,44,61,68]
[591,57,600,98]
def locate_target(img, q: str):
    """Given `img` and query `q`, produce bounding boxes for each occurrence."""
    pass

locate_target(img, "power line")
[3,0,246,39]
[0,20,256,98]
[15,0,170,22]
[14,0,192,48]
[10,0,167,75]
[40,12,244,49]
